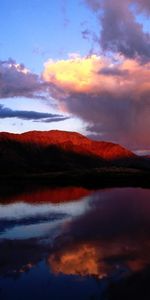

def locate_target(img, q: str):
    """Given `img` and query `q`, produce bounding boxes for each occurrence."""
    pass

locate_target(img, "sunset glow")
[43,55,105,92]
[43,55,150,96]
[0,0,150,150]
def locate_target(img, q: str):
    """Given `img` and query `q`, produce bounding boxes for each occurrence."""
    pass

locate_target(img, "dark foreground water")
[0,186,150,300]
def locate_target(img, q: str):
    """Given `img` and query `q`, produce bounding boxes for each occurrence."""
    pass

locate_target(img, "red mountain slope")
[0,130,135,160]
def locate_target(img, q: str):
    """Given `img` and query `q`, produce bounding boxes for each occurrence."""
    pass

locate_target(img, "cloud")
[85,0,101,11]
[85,0,150,61]
[135,0,150,14]
[43,55,117,93]
[81,29,91,40]
[99,67,129,77]
[43,54,150,149]
[0,59,48,99]
[0,104,69,123]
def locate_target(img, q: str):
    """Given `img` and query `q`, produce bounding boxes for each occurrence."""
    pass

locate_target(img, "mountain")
[0,129,134,158]
[0,130,148,178]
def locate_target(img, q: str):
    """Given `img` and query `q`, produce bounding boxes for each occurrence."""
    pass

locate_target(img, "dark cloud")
[38,116,69,123]
[135,0,150,14]
[81,29,91,40]
[99,67,129,77]
[56,86,150,149]
[85,0,150,61]
[0,105,69,123]
[0,59,48,99]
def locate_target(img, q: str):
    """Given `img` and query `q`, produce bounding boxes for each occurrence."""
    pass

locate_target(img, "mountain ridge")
[0,130,135,161]
[0,130,150,187]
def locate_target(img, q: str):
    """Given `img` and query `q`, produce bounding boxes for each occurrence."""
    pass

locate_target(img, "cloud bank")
[85,0,150,61]
[43,54,150,149]
[0,59,47,99]
[0,104,69,123]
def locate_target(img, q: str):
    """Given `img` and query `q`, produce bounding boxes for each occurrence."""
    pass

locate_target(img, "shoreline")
[1,167,150,190]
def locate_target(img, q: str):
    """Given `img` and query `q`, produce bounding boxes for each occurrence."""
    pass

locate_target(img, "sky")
[0,0,150,151]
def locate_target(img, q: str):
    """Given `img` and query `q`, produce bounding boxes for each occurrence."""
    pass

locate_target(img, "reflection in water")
[49,244,100,277]
[48,242,114,279]
[0,186,150,299]
[0,186,91,204]
[47,188,150,278]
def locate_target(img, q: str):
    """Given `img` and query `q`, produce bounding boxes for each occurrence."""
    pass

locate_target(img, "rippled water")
[0,186,150,299]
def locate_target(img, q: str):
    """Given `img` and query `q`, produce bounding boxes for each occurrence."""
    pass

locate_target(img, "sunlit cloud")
[43,54,108,93]
[43,54,150,96]
[43,54,150,149]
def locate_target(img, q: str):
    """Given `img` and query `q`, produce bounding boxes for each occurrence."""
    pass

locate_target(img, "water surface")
[0,186,150,299]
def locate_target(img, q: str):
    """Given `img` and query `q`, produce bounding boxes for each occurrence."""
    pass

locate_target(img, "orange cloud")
[121,59,150,97]
[43,54,150,97]
[43,54,116,93]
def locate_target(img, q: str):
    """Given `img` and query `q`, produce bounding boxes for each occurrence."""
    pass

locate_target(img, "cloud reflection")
[48,188,150,277]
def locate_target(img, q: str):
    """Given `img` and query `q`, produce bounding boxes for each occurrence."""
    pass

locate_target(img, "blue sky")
[0,0,98,134]
[0,0,98,72]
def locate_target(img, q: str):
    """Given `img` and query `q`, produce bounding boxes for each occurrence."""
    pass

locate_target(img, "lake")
[0,186,150,299]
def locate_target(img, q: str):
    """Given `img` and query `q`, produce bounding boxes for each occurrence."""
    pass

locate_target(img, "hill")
[0,130,149,184]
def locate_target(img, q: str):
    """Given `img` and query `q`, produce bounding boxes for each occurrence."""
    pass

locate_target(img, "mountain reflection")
[1,187,150,282]
[0,186,91,204]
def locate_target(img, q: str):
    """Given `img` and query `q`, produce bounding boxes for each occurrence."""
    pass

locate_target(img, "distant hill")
[0,130,149,178]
